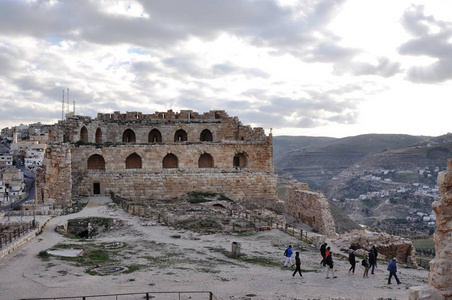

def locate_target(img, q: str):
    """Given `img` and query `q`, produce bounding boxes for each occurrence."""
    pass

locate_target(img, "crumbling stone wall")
[285,181,336,237]
[337,231,416,264]
[429,159,452,298]
[410,159,452,300]
[38,110,278,207]
[35,146,72,207]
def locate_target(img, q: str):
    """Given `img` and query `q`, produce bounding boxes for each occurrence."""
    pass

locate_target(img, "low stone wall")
[0,218,49,260]
[285,181,336,237]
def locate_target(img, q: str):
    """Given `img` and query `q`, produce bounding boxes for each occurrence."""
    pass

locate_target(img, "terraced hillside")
[274,134,431,191]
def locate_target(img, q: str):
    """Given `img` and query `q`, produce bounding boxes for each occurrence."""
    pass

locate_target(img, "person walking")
[320,242,327,266]
[369,248,376,275]
[348,250,356,274]
[292,252,303,278]
[387,257,401,284]
[284,245,294,267]
[325,251,337,279]
[362,253,370,278]
[323,246,331,267]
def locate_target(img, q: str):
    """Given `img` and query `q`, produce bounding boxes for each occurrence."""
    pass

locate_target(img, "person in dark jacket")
[325,251,336,279]
[320,242,327,266]
[387,258,401,284]
[292,252,303,278]
[348,250,356,274]
[372,246,378,267]
[369,248,376,274]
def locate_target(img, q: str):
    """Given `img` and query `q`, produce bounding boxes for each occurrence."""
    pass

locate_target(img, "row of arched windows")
[87,152,248,170]
[80,126,214,144]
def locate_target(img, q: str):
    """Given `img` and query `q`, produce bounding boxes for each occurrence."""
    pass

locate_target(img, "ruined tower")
[37,110,278,207]
[410,158,452,299]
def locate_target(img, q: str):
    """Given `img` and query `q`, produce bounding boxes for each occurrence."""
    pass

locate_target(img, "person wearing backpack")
[283,245,294,267]
[325,251,336,279]
[362,253,370,278]
[348,250,356,274]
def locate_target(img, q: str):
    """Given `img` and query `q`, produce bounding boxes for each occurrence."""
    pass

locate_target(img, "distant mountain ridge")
[274,133,432,192]
[274,133,452,235]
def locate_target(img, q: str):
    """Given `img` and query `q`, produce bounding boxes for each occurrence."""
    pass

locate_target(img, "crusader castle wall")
[36,110,278,207]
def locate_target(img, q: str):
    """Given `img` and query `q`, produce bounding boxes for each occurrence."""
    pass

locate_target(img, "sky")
[0,0,451,138]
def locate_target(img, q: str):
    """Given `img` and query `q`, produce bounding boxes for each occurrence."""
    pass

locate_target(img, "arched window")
[162,153,178,168]
[126,153,142,169]
[148,129,162,143]
[95,128,102,144]
[87,154,105,170]
[122,129,136,143]
[198,153,214,168]
[233,152,247,168]
[80,126,88,143]
[174,129,187,142]
[200,129,213,142]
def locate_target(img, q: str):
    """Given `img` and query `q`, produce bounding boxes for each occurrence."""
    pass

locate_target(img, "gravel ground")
[0,196,429,300]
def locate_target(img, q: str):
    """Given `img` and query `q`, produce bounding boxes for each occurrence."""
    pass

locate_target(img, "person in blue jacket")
[387,257,401,284]
[284,245,294,267]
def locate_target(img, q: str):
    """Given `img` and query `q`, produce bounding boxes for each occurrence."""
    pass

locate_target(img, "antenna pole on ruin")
[62,89,65,120]
[73,100,75,115]
[67,88,70,115]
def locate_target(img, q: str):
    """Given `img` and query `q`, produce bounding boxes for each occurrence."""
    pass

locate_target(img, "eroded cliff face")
[428,159,452,298]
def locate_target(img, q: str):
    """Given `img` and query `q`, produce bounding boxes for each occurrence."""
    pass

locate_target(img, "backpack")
[284,249,288,256]
[361,259,366,267]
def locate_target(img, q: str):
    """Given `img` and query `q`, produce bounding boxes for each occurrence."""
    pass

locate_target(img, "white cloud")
[0,0,450,138]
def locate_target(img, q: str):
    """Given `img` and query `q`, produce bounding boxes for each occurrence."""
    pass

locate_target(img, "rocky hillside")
[274,133,452,236]
[274,134,431,191]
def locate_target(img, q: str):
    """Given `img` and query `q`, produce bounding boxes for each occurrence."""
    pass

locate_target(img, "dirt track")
[0,196,429,300]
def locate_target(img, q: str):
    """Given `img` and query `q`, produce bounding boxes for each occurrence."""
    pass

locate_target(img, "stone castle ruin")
[35,110,278,210]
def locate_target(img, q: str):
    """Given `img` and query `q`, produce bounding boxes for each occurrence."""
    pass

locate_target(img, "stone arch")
[174,129,187,142]
[122,129,136,143]
[87,154,105,170]
[125,153,142,169]
[148,129,162,143]
[95,128,102,144]
[80,126,88,143]
[198,153,214,168]
[200,129,213,142]
[162,153,178,168]
[233,152,248,168]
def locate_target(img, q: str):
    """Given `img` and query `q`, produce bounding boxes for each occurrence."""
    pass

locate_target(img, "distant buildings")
[0,166,25,206]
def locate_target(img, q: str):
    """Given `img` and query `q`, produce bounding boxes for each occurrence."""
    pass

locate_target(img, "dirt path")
[0,197,429,300]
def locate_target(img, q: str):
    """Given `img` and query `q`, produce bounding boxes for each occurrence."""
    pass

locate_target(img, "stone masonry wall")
[38,146,72,207]
[49,110,267,144]
[428,159,452,298]
[38,110,277,207]
[285,181,336,237]
[77,171,278,203]
[71,142,273,173]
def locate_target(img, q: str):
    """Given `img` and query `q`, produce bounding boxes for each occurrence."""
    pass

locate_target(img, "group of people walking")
[284,243,402,285]
[348,246,378,277]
